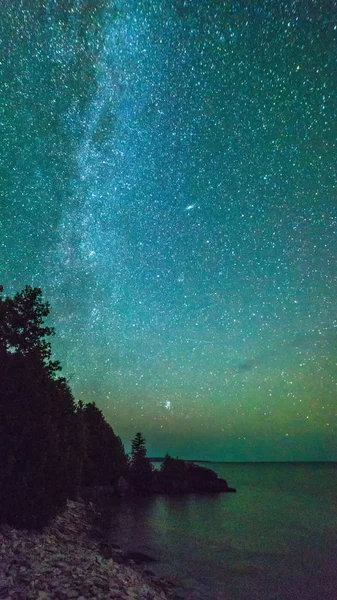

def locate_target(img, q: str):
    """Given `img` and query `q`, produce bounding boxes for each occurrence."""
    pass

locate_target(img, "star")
[1,0,336,460]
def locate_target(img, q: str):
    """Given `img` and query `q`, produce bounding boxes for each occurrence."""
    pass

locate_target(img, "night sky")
[1,1,336,460]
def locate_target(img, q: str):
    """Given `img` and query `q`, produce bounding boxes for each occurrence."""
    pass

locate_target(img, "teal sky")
[1,0,336,460]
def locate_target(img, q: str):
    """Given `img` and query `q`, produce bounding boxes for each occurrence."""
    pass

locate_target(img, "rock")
[0,574,11,585]
[65,589,79,598]
[125,552,158,564]
[153,456,236,494]
[0,500,175,600]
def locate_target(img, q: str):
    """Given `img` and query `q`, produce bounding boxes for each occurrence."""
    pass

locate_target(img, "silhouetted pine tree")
[81,402,128,487]
[129,432,153,494]
[50,377,85,501]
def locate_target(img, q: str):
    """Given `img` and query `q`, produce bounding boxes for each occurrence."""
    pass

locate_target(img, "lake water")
[108,463,337,599]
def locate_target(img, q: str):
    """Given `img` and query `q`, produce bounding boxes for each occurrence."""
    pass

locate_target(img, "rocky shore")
[0,499,181,600]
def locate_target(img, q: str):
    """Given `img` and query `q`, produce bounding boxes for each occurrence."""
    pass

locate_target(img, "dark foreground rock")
[78,461,236,499]
[0,500,180,600]
[153,459,237,494]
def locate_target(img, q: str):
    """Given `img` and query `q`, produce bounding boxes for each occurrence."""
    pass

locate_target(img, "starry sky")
[1,0,336,461]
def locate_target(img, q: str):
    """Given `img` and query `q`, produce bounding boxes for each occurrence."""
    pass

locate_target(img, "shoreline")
[0,498,183,600]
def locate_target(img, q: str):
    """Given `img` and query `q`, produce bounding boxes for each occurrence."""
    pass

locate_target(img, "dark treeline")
[0,286,234,530]
[0,286,131,529]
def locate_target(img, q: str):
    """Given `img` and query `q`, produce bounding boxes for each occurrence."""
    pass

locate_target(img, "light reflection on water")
[108,463,337,599]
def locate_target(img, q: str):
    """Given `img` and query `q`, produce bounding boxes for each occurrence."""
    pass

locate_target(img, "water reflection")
[108,464,337,600]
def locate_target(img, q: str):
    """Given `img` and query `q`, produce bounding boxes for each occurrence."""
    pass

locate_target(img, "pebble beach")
[0,499,180,600]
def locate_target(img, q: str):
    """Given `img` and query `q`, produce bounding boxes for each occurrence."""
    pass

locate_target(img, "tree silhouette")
[0,286,82,528]
[0,285,60,376]
[157,454,188,492]
[131,432,147,459]
[129,432,153,494]
[81,402,128,487]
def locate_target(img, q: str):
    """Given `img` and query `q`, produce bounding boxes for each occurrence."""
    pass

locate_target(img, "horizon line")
[148,458,337,464]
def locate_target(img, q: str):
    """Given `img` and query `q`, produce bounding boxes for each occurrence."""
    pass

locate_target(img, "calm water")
[108,463,337,599]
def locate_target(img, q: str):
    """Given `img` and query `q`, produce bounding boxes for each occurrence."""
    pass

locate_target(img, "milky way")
[1,1,336,459]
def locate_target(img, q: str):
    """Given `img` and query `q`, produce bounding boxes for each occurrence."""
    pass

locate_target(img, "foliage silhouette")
[80,401,128,487]
[129,432,153,494]
[157,454,188,492]
[0,287,80,528]
[0,286,60,376]
[156,454,234,493]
